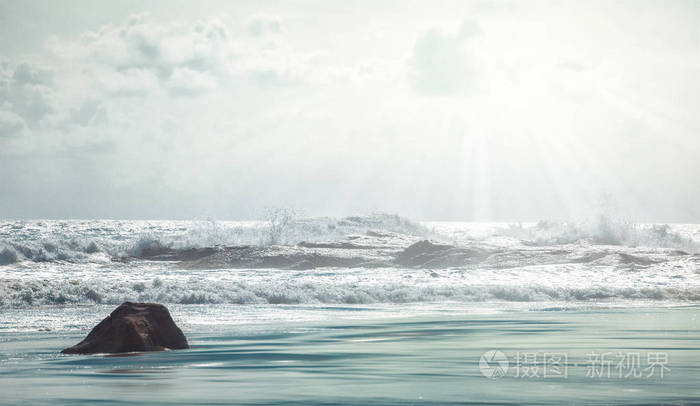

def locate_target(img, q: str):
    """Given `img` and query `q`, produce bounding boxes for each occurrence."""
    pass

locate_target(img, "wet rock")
[61,302,189,354]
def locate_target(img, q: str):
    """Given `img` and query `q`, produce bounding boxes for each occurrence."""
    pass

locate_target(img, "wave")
[0,247,19,265]
[499,216,699,251]
[0,214,698,268]
[0,213,428,265]
[2,274,699,307]
[0,239,105,265]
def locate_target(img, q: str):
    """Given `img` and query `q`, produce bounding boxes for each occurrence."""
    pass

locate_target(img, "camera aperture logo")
[479,350,509,379]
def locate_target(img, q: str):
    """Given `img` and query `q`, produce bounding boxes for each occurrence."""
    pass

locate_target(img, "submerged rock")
[61,302,189,354]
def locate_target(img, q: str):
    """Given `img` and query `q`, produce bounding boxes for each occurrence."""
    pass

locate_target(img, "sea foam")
[1,215,699,308]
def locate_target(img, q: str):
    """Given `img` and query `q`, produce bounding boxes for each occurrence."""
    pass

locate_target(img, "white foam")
[1,217,700,308]
[2,257,699,307]
[0,214,428,265]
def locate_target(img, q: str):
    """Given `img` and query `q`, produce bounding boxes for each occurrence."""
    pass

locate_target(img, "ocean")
[1,214,700,404]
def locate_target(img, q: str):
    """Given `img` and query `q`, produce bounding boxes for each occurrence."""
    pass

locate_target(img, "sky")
[0,0,699,221]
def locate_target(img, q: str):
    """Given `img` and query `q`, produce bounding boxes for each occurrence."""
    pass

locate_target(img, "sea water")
[1,215,700,404]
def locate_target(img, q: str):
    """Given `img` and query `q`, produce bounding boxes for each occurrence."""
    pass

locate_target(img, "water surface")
[2,305,699,405]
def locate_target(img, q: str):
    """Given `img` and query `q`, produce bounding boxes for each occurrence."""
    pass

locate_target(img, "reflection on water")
[1,306,700,405]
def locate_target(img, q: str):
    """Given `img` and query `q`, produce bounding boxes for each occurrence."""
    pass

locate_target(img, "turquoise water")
[2,304,700,405]
[2,218,700,404]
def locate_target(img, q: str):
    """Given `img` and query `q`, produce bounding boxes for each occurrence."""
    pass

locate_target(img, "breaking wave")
[2,274,699,308]
[2,214,700,309]
[2,214,698,267]
[0,213,428,265]
[0,239,104,265]
[493,217,699,251]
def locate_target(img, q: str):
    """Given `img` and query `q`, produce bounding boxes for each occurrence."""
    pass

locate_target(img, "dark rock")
[61,302,189,354]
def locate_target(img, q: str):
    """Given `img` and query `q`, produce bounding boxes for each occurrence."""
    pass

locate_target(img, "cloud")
[0,62,56,129]
[0,110,26,137]
[98,68,160,97]
[245,14,285,37]
[409,21,480,95]
[0,12,363,159]
[166,67,218,95]
[12,62,54,86]
[76,14,233,72]
[68,100,108,127]
[41,13,351,101]
[44,14,235,101]
[0,4,698,221]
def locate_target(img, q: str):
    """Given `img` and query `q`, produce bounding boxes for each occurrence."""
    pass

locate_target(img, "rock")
[61,302,189,354]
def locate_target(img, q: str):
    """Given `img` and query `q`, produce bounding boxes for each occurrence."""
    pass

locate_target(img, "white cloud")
[0,12,385,160]
[39,15,238,105]
[0,110,26,137]
[1,4,698,221]
[11,62,54,86]
[99,68,161,97]
[0,62,56,128]
[166,67,218,94]
[68,100,108,127]
[245,14,285,37]
[409,22,480,95]
[39,13,368,102]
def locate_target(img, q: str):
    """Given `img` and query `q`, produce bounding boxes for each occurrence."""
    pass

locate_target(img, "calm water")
[2,304,700,405]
